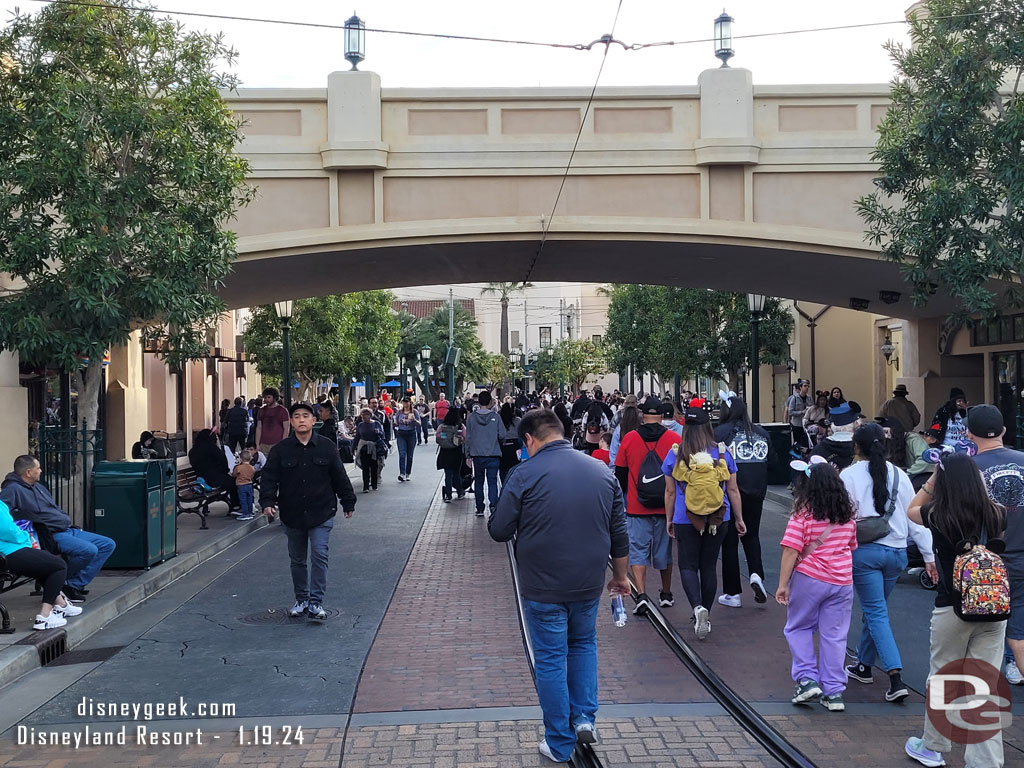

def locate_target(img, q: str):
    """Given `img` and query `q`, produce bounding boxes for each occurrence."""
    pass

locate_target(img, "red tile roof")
[393,299,475,319]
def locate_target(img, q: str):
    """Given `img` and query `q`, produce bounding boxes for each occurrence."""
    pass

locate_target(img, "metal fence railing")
[39,426,104,530]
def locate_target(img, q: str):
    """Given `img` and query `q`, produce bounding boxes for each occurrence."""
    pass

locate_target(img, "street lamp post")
[747,294,766,421]
[274,300,294,406]
[419,345,432,397]
[344,14,366,70]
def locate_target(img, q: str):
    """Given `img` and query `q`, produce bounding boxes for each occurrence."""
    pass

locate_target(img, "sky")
[1,0,917,89]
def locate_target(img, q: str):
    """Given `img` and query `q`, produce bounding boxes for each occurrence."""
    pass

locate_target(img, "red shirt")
[591,448,610,466]
[435,400,450,420]
[614,428,681,516]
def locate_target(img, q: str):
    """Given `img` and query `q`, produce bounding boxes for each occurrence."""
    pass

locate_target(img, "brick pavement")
[352,492,538,711]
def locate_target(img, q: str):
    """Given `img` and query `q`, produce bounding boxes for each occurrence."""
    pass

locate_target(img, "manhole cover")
[237,608,343,625]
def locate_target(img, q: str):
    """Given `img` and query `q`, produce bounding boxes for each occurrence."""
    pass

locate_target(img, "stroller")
[906,541,937,590]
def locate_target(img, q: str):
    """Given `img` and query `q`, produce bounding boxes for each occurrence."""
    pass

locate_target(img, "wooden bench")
[175,467,230,531]
[0,553,34,634]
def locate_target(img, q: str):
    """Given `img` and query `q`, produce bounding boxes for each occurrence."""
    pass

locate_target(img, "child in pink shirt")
[776,458,857,712]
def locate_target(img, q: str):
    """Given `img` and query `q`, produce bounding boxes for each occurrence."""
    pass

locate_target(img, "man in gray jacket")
[465,389,506,517]
[489,408,629,763]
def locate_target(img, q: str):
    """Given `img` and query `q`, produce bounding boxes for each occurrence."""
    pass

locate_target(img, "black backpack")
[635,440,666,509]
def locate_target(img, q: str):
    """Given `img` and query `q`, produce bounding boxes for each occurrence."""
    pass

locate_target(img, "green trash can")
[156,459,177,561]
[92,461,166,569]
[762,422,795,486]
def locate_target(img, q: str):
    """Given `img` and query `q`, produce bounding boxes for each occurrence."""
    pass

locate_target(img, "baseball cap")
[640,396,664,415]
[289,401,316,417]
[967,404,1004,439]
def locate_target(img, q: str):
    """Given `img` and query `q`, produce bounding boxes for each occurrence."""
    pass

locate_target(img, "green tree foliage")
[412,304,486,398]
[857,0,1024,322]
[480,282,533,355]
[242,292,398,401]
[536,338,607,396]
[0,1,253,429]
[604,285,793,391]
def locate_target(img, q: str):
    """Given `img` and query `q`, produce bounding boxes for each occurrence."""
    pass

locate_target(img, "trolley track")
[503,533,816,768]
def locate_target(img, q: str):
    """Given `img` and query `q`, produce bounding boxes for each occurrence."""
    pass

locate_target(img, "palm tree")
[481,282,533,355]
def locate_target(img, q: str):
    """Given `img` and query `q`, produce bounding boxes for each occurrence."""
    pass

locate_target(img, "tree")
[857,0,1024,322]
[242,292,398,403]
[413,304,486,398]
[0,1,253,432]
[481,282,533,355]
[604,285,793,392]
[548,338,607,396]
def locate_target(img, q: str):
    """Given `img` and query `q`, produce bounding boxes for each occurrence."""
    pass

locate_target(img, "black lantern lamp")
[344,14,366,70]
[714,11,734,67]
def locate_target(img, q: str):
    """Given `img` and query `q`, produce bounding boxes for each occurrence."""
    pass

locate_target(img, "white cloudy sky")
[3,0,916,88]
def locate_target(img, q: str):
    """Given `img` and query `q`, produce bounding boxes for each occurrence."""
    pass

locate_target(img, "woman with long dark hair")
[393,397,421,482]
[714,397,770,606]
[663,404,745,640]
[608,403,641,465]
[842,422,936,703]
[904,453,1007,768]
[553,401,573,441]
[498,402,521,484]
[188,429,239,510]
[436,407,467,502]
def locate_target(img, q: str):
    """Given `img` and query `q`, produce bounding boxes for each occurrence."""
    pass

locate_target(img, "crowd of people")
[480,379,1020,768]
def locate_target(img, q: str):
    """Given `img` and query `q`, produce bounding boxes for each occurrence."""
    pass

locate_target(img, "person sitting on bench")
[0,455,115,602]
[0,497,82,630]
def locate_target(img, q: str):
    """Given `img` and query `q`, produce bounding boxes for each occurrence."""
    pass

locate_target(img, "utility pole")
[448,288,455,400]
[559,298,565,341]
[523,297,529,393]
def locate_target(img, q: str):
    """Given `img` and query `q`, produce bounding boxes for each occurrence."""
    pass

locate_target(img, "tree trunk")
[500,297,509,356]
[71,359,104,530]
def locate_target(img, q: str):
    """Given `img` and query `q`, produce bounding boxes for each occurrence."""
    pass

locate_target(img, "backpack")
[437,424,462,451]
[952,536,1011,622]
[635,440,667,509]
[586,412,603,435]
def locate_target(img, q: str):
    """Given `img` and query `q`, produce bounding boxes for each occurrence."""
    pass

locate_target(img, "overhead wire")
[26,1,998,54]
[523,0,624,284]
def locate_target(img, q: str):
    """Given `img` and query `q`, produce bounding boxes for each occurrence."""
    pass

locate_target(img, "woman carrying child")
[776,457,857,712]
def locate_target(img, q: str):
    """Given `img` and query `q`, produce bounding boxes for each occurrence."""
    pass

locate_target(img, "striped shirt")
[781,511,858,586]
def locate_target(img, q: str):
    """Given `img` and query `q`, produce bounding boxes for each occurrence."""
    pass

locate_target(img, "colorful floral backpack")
[952,538,1011,622]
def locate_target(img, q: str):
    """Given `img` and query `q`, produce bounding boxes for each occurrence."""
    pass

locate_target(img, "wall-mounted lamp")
[881,335,900,370]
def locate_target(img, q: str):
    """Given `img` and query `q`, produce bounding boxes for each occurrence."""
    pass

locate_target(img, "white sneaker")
[574,722,598,744]
[718,593,741,608]
[54,597,83,617]
[33,612,67,630]
[749,573,768,603]
[538,740,567,763]
[694,605,711,640]
[289,600,308,617]
[1006,661,1024,685]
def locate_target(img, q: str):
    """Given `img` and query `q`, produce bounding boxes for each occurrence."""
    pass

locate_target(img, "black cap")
[289,401,316,417]
[661,401,675,418]
[967,404,1004,439]
[684,406,710,426]
[640,396,663,415]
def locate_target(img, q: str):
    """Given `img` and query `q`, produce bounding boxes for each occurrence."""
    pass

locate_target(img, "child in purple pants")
[776,459,857,712]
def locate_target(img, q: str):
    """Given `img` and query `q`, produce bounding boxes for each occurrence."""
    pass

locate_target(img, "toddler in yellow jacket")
[670,444,731,535]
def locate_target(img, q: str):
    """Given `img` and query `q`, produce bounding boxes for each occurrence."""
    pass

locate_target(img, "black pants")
[361,452,379,490]
[675,522,728,610]
[442,467,463,499]
[5,548,67,605]
[226,432,247,453]
[721,491,765,596]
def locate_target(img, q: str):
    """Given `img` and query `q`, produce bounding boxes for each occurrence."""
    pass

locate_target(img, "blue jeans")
[237,484,254,514]
[852,542,908,672]
[523,598,600,762]
[420,418,430,443]
[53,528,116,590]
[396,430,417,475]
[472,456,500,512]
[284,517,334,604]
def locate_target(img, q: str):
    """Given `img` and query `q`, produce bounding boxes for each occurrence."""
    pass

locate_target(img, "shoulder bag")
[855,466,900,544]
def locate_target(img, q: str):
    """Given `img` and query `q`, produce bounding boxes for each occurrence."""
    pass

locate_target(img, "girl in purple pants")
[776,459,857,712]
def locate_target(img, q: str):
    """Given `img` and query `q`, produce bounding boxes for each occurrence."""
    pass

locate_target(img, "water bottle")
[610,594,627,627]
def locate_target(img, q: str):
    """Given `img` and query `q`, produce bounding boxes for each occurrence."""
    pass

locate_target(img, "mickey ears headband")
[790,455,827,476]
[718,389,737,407]
[923,439,978,467]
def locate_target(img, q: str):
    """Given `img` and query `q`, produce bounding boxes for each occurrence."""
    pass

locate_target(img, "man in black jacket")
[489,408,629,762]
[224,397,250,453]
[260,402,356,620]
